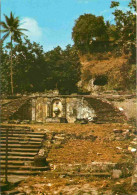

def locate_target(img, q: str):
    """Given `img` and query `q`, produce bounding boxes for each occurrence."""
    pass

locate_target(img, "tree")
[1,40,81,95]
[1,38,47,94]
[0,45,11,94]
[72,14,109,53]
[110,0,136,60]
[105,21,119,42]
[44,45,81,94]
[0,12,27,94]
[9,38,46,93]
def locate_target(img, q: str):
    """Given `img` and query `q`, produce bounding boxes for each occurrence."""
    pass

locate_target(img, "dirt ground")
[2,122,136,194]
[16,174,133,195]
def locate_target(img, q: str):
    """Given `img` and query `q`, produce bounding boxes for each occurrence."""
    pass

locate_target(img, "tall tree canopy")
[72,14,109,53]
[110,0,136,60]
[44,45,81,94]
[1,40,81,95]
[0,12,27,94]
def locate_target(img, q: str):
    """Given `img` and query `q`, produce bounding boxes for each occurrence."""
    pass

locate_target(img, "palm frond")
[0,21,9,29]
[18,28,28,31]
[4,14,10,26]
[0,29,9,33]
[10,12,14,24]
[2,12,27,43]
[2,32,10,41]
[14,18,20,27]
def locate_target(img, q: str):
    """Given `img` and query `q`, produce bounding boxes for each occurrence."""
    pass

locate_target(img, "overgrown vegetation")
[0,41,81,94]
[0,0,135,95]
[72,0,136,92]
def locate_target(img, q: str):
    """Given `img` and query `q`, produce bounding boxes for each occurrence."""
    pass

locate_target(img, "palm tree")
[0,12,27,94]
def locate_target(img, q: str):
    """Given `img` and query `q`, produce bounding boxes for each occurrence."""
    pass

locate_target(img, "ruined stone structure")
[2,91,127,124]
[31,94,96,123]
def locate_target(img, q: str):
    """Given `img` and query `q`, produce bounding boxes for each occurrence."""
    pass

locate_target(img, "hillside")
[78,53,135,93]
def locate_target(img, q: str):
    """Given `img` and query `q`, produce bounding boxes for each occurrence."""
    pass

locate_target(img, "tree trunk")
[10,37,14,94]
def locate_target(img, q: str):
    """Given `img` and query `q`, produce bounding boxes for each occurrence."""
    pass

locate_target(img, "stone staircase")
[85,97,127,123]
[1,97,30,122]
[0,126,49,178]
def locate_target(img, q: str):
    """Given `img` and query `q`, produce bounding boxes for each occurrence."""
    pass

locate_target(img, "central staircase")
[0,126,49,178]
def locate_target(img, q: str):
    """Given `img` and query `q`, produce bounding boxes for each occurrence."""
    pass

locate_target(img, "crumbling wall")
[11,100,32,120]
[31,96,96,123]
[66,97,95,123]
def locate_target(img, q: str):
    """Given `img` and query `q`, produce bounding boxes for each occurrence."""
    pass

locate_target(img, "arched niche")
[51,98,63,117]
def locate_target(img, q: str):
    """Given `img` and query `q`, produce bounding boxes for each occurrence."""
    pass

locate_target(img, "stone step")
[1,189,21,195]
[0,130,46,135]
[1,132,46,137]
[0,128,32,131]
[0,125,30,127]
[1,165,49,171]
[0,148,39,153]
[1,137,43,142]
[1,170,43,176]
[0,156,34,161]
[1,152,37,157]
[1,97,29,119]
[0,128,31,132]
[1,144,41,149]
[0,160,26,166]
[1,140,42,145]
[85,97,126,123]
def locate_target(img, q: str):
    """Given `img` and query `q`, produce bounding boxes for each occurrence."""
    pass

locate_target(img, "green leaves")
[110,1,119,8]
[44,45,81,94]
[72,14,109,53]
[0,12,27,43]
[111,0,136,59]
[1,37,81,94]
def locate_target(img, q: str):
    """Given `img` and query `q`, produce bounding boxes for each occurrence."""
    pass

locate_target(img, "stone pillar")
[32,99,36,121]
[46,98,52,118]
[62,98,66,118]
[43,98,47,122]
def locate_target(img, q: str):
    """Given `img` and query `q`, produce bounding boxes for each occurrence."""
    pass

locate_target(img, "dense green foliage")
[72,14,109,53]
[44,45,81,94]
[72,0,135,58]
[110,0,136,61]
[0,39,81,94]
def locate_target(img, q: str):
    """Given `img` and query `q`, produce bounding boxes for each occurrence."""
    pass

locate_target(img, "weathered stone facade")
[31,95,96,123]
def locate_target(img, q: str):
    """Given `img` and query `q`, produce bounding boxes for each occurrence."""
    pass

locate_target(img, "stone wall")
[11,100,32,120]
[31,96,96,123]
[66,97,95,123]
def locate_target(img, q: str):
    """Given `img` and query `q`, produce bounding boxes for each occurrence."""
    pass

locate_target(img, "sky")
[1,0,130,52]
